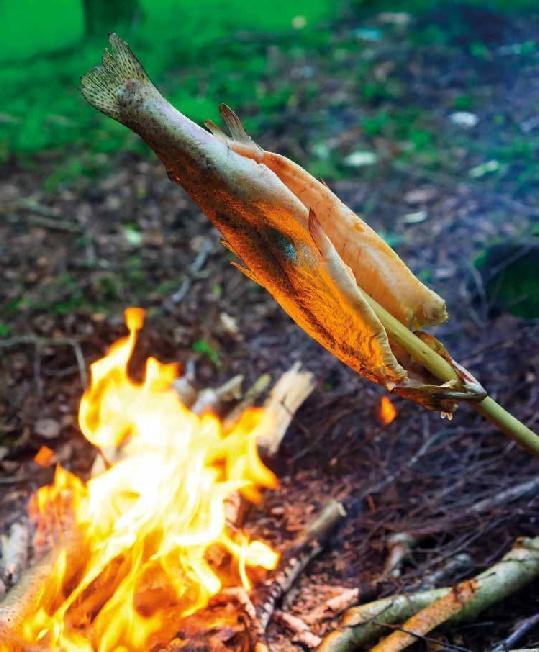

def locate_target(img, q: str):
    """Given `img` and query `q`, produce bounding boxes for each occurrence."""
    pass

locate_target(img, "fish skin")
[210,105,447,331]
[83,35,458,390]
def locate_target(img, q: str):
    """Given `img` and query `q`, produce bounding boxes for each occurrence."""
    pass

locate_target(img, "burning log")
[317,536,539,652]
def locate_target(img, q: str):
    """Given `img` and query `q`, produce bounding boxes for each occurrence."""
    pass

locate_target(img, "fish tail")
[80,33,155,122]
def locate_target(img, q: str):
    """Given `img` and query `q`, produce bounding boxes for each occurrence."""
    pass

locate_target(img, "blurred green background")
[0,0,340,157]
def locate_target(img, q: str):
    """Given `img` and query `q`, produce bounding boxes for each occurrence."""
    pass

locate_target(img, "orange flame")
[19,308,279,650]
[379,395,397,425]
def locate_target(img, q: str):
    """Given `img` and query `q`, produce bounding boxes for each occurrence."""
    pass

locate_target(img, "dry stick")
[223,374,272,429]
[274,610,322,648]
[469,476,539,514]
[489,612,539,652]
[256,500,346,632]
[256,362,315,456]
[365,295,539,456]
[0,335,88,389]
[317,536,539,652]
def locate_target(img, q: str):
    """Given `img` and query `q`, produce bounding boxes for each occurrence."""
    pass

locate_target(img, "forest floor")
[0,2,538,650]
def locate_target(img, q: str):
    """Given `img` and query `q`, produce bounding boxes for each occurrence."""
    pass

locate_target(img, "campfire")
[2,308,281,651]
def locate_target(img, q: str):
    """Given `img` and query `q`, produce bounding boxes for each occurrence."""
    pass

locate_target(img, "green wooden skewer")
[365,294,539,457]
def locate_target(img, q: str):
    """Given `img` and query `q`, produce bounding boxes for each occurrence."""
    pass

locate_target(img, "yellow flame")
[18,308,278,650]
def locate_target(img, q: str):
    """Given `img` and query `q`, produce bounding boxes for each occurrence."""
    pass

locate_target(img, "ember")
[6,308,279,651]
[378,396,397,426]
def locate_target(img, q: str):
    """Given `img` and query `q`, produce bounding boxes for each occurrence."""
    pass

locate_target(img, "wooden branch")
[318,536,539,652]
[255,500,345,632]
[369,579,477,652]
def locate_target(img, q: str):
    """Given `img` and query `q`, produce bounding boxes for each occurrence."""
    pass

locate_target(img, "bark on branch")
[318,536,539,652]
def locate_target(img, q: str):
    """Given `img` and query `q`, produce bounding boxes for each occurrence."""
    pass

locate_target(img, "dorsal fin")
[204,119,230,145]
[219,104,254,144]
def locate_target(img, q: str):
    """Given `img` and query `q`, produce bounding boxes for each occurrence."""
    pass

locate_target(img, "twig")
[489,613,539,652]
[419,553,473,590]
[306,588,360,625]
[0,335,87,389]
[469,477,539,514]
[274,610,322,648]
[255,500,346,631]
[317,536,539,652]
[222,374,272,429]
[364,294,539,456]
[167,236,215,305]
[14,198,82,233]
[191,374,244,414]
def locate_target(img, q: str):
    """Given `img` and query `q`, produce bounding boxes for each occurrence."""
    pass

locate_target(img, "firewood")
[225,365,313,528]
[489,613,539,652]
[255,362,314,456]
[223,375,272,430]
[0,365,310,649]
[317,536,539,652]
[0,532,78,640]
[369,579,478,652]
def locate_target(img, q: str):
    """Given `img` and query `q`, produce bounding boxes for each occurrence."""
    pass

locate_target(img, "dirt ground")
[0,3,538,651]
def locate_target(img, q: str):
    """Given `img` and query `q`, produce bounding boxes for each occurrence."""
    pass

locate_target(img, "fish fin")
[230,261,260,284]
[218,104,261,148]
[219,104,251,142]
[81,33,155,121]
[204,119,229,141]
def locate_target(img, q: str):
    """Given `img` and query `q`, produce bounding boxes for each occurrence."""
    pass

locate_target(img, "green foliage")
[0,0,338,159]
